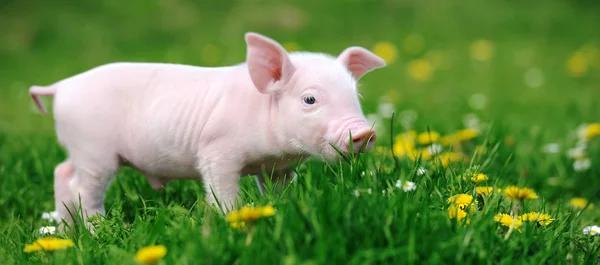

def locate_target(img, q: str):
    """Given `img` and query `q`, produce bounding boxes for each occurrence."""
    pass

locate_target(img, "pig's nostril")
[347,130,376,152]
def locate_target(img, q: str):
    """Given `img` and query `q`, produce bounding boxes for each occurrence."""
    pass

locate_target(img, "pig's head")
[245,32,386,161]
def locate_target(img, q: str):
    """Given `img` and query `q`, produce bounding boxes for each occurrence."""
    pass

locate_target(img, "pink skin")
[29,32,385,228]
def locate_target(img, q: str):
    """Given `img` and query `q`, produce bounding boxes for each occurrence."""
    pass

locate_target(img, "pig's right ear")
[337,47,386,80]
[245,32,296,94]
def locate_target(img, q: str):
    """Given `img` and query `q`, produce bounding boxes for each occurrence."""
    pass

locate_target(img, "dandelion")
[134,245,167,265]
[454,128,479,142]
[39,226,56,235]
[225,205,276,224]
[494,213,523,229]
[542,143,560,154]
[24,237,74,253]
[407,59,433,82]
[470,173,488,183]
[521,212,554,226]
[416,167,427,176]
[583,225,600,236]
[372,41,398,64]
[579,123,600,140]
[565,51,588,77]
[447,194,474,209]
[475,186,494,196]
[402,181,416,192]
[230,221,246,229]
[570,197,594,209]
[447,205,468,221]
[573,158,591,172]
[503,185,538,200]
[393,131,417,156]
[435,152,464,168]
[470,40,495,62]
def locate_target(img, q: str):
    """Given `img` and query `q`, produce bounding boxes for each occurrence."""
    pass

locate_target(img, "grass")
[1,0,600,264]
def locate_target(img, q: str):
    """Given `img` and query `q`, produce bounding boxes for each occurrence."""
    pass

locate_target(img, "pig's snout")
[345,128,376,153]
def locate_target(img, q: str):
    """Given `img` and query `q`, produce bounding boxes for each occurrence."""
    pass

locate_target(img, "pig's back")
[52,62,238,177]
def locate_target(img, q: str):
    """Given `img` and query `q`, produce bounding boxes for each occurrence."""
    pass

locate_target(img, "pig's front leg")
[198,161,242,213]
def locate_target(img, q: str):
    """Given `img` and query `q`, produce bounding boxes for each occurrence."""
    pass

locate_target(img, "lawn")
[1,0,600,264]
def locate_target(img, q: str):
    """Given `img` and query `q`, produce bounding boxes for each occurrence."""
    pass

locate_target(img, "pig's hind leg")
[66,151,120,230]
[53,160,75,228]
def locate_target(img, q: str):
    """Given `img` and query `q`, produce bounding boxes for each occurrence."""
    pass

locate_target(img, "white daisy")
[542,143,560,154]
[377,103,395,119]
[402,181,416,192]
[39,226,56,235]
[462,113,481,129]
[426,143,443,155]
[353,189,360,197]
[583,225,600,235]
[395,179,402,188]
[367,188,372,195]
[574,158,591,172]
[567,146,587,159]
[416,167,427,176]
[42,211,60,223]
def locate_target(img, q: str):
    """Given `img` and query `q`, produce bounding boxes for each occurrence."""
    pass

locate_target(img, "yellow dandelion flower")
[565,51,588,77]
[435,152,464,168]
[372,41,398,64]
[417,131,440,145]
[407,59,433,82]
[447,194,473,208]
[407,148,433,161]
[393,131,416,156]
[584,123,600,140]
[447,204,468,221]
[135,245,167,265]
[440,135,457,146]
[503,186,538,200]
[494,213,523,229]
[520,212,554,226]
[225,206,276,223]
[570,197,594,209]
[470,173,488,183]
[403,34,424,55]
[230,221,246,229]
[454,128,479,142]
[24,237,74,253]
[282,42,300,52]
[469,40,495,62]
[475,186,494,196]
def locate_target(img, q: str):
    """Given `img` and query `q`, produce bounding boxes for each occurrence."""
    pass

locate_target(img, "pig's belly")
[119,147,201,180]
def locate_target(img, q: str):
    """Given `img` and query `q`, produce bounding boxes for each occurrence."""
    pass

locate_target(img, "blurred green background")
[1,0,598,136]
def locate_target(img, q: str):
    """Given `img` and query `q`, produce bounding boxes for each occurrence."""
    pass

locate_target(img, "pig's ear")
[245,32,296,94]
[337,47,386,80]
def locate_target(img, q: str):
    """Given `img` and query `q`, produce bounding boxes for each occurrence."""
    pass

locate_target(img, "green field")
[1,0,600,264]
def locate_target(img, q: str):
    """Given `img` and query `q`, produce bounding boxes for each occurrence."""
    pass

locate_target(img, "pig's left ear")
[337,47,386,80]
[245,32,296,94]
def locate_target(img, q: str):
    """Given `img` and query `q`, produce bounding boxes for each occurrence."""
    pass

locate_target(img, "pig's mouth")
[324,119,377,157]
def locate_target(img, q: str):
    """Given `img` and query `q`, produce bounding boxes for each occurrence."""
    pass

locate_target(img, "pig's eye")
[303,95,316,105]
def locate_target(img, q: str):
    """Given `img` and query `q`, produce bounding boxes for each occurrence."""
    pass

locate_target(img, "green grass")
[1,0,600,264]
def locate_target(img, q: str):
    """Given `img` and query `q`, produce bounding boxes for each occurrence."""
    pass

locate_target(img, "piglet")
[29,32,385,226]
